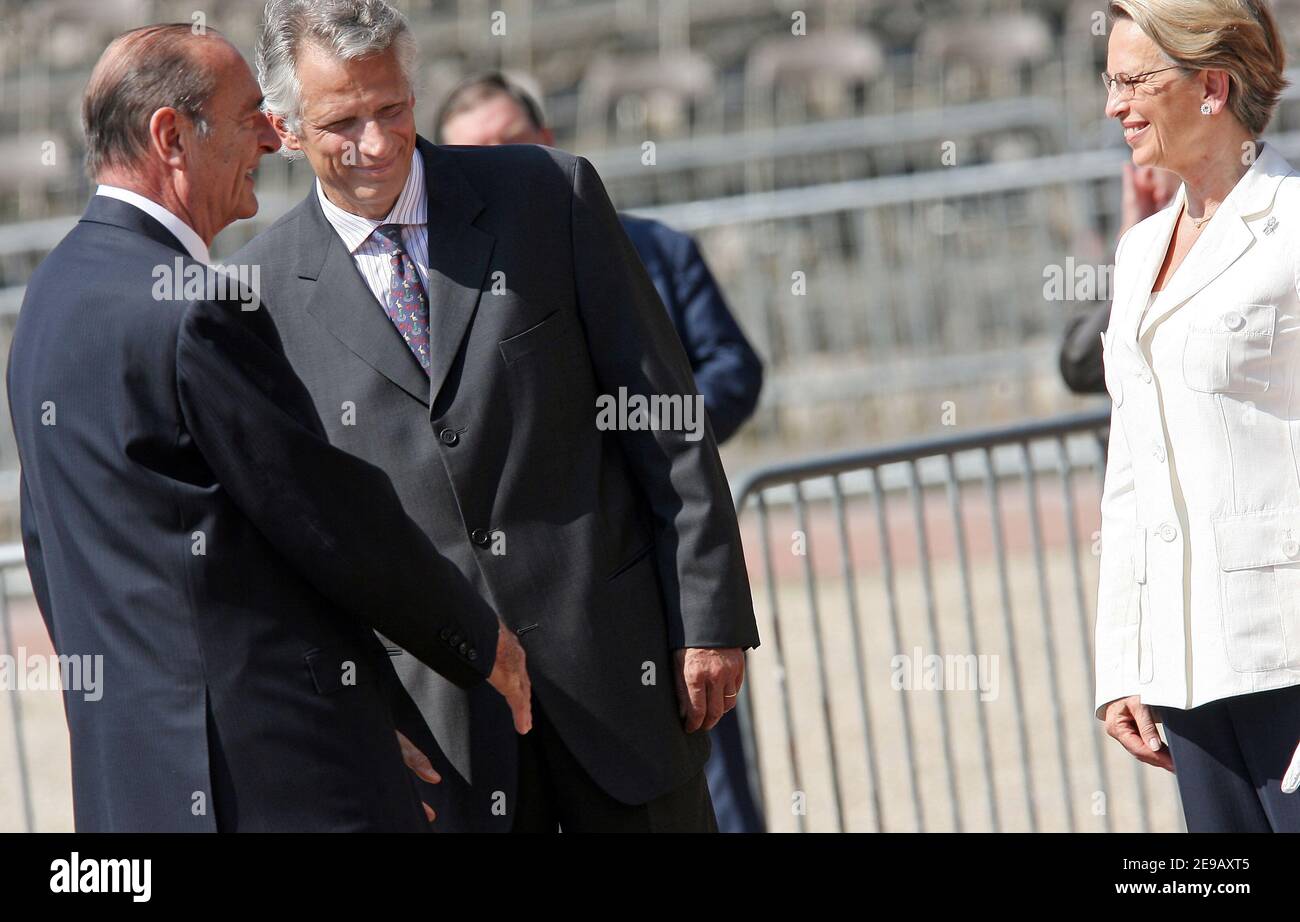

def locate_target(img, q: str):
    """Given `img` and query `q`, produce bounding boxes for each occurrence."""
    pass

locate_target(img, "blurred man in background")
[436,71,767,833]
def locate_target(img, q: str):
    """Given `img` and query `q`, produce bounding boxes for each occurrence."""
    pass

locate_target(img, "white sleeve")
[1093,223,1143,719]
[1093,406,1140,718]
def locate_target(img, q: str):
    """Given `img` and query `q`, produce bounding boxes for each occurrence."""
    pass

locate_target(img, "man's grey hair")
[256,0,417,151]
[82,24,218,180]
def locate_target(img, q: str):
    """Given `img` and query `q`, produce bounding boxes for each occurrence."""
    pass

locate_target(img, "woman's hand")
[1102,695,1175,772]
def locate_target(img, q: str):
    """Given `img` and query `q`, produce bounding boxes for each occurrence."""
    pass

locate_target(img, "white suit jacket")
[1094,140,1300,718]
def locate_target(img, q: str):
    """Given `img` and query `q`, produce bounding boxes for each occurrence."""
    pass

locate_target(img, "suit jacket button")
[471,528,490,546]
[1223,311,1245,331]
[1159,522,1177,542]
[458,642,468,655]
[467,649,478,662]
[440,628,451,641]
[439,428,459,446]
[449,633,462,646]
[1283,538,1300,559]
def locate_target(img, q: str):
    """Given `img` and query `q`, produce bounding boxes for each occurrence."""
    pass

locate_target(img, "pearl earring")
[1201,103,1213,115]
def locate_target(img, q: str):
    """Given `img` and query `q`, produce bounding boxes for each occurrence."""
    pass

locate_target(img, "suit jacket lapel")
[293,138,496,411]
[1135,203,1253,341]
[420,139,495,408]
[1120,185,1182,345]
[1131,143,1292,341]
[295,185,433,405]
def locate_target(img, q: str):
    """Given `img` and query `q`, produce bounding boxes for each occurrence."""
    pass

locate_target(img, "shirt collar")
[94,184,211,264]
[315,150,426,254]
[1223,139,1292,219]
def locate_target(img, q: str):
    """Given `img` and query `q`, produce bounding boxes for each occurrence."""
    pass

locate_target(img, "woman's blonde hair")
[1108,0,1288,135]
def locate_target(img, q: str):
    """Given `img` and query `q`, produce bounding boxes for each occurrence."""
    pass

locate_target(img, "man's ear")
[268,112,302,151]
[148,107,186,169]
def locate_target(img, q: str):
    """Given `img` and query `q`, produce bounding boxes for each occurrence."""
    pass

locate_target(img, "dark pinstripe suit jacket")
[8,195,499,831]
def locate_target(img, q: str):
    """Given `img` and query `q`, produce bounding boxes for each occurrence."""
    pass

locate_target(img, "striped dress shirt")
[315,150,430,310]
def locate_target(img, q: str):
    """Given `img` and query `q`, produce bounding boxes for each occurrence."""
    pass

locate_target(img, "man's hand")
[674,647,745,733]
[396,730,441,822]
[1120,162,1178,234]
[1102,695,1174,772]
[488,619,533,734]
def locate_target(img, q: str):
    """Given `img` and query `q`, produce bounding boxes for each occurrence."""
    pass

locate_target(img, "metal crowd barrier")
[1,407,1186,832]
[0,543,34,832]
[730,406,1185,832]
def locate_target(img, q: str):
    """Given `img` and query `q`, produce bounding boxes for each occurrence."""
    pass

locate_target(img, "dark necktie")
[372,223,431,374]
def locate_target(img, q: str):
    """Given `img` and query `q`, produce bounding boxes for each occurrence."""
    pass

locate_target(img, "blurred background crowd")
[14,0,1300,493]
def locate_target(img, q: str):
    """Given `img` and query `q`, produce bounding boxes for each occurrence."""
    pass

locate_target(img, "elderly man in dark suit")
[7,23,531,832]
[236,0,760,832]
[435,71,767,833]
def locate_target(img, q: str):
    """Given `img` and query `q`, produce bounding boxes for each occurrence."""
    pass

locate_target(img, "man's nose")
[256,112,280,154]
[357,119,398,160]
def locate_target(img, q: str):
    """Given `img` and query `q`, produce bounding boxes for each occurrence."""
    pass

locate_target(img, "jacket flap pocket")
[304,647,374,694]
[606,541,654,581]
[498,310,579,364]
[1182,304,1275,394]
[1212,507,1300,571]
[1187,302,1276,336]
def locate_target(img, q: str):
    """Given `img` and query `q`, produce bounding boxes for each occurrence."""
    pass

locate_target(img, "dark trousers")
[511,695,718,833]
[705,707,765,833]
[1159,683,1300,832]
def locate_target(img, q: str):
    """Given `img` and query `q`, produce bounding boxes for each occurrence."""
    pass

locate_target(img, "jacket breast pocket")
[1181,304,1275,394]
[499,309,581,365]
[1211,508,1300,673]
[498,309,597,448]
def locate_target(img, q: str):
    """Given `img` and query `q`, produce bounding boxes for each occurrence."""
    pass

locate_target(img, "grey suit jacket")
[233,138,759,829]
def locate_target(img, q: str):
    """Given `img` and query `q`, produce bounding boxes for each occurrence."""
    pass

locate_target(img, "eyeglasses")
[1100,66,1183,98]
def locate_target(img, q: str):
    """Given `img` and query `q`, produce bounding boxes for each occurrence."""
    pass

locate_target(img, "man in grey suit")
[236,0,759,832]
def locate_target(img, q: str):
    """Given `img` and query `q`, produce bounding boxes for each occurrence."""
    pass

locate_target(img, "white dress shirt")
[95,184,210,264]
[315,150,430,310]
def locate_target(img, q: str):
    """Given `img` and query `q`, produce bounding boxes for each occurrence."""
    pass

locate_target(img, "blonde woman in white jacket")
[1095,0,1300,831]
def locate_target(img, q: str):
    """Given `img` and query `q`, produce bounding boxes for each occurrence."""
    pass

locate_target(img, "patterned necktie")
[372,223,431,374]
